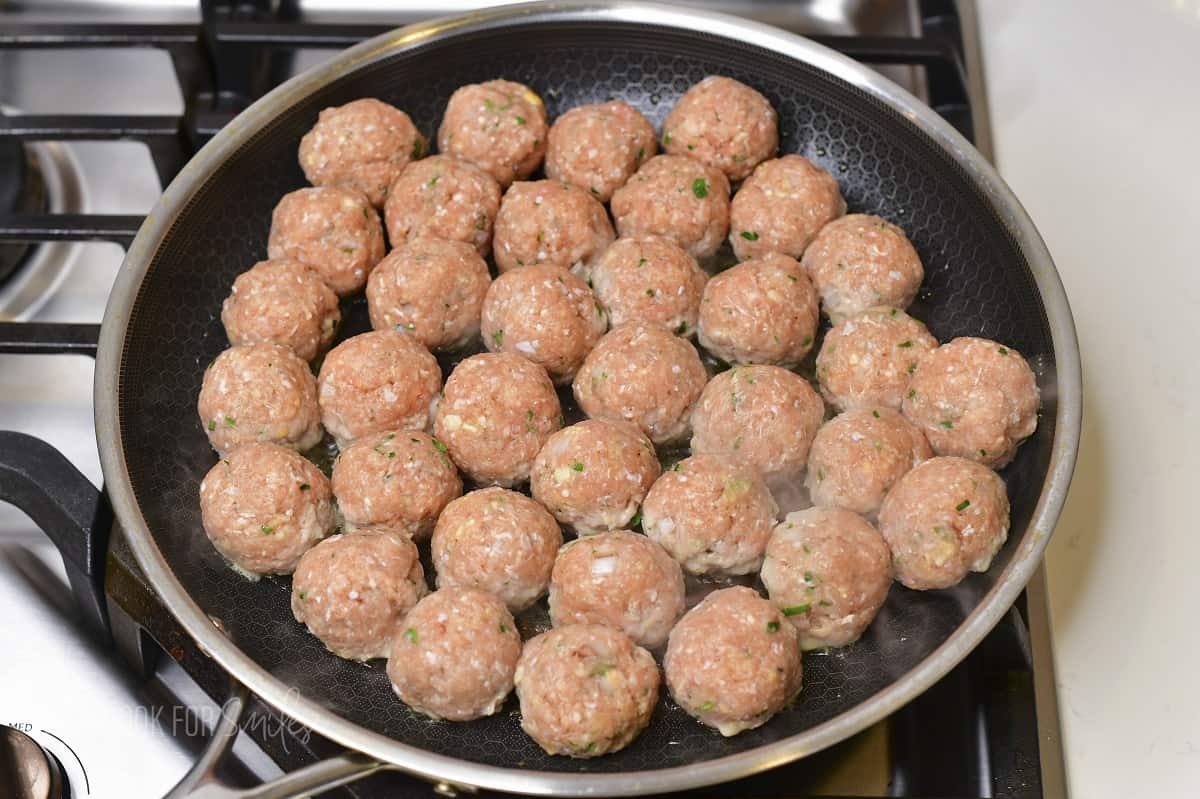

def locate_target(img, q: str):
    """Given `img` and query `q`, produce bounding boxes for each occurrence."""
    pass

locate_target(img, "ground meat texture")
[431,487,562,612]
[198,343,323,455]
[662,76,778,183]
[480,264,606,384]
[690,365,825,483]
[434,352,562,486]
[383,155,501,256]
[199,442,334,577]
[641,454,778,577]
[515,624,659,757]
[902,337,1040,469]
[761,507,892,650]
[697,253,819,367]
[610,155,731,261]
[588,236,707,337]
[572,322,707,445]
[437,80,548,188]
[816,306,939,412]
[802,214,924,322]
[387,588,521,721]
[316,330,441,449]
[221,259,340,362]
[267,186,386,296]
[492,180,614,274]
[366,237,491,352]
[729,155,845,261]
[664,586,802,736]
[545,100,657,202]
[877,456,1010,590]
[290,529,427,661]
[805,407,932,519]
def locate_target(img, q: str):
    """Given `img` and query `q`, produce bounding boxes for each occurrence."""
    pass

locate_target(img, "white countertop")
[977,1,1200,796]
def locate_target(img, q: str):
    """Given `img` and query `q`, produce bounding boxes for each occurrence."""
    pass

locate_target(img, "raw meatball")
[816,306,939,412]
[492,180,614,274]
[802,214,924,322]
[332,431,462,540]
[481,264,606,384]
[515,624,659,757]
[610,155,731,261]
[729,155,845,261]
[877,456,1010,590]
[697,253,819,367]
[290,529,427,661]
[902,337,1040,468]
[366,237,491,352]
[641,454,778,576]
[690,365,825,483]
[387,588,521,721]
[805,407,932,518]
[437,79,548,188]
[573,322,707,445]
[434,352,562,486]
[664,586,802,736]
[531,420,660,536]
[588,236,707,336]
[761,507,892,650]
[431,487,562,612]
[383,155,501,255]
[221,259,340,362]
[663,76,777,182]
[198,343,323,455]
[199,442,334,577]
[316,330,441,449]
[267,186,386,296]
[545,100,657,202]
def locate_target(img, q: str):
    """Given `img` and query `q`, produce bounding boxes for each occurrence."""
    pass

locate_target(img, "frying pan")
[93,2,1082,796]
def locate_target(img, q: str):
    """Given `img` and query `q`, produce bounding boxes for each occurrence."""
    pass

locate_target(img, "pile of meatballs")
[196,75,1041,757]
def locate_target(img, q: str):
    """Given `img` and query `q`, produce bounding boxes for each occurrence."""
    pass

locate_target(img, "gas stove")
[0,2,1066,797]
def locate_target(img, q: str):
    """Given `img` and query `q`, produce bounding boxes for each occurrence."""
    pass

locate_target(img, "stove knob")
[0,726,68,799]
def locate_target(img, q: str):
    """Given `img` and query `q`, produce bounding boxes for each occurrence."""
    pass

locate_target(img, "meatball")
[366,237,491,352]
[545,100,657,202]
[877,456,1010,590]
[761,507,892,650]
[480,264,606,384]
[573,322,707,445]
[697,253,820,367]
[816,306,939,412]
[492,180,615,274]
[664,586,802,736]
[588,236,707,336]
[431,487,562,612]
[383,155,501,256]
[802,214,924,322]
[221,259,340,362]
[641,454,778,577]
[437,79,547,188]
[316,330,441,449]
[530,420,660,536]
[610,155,731,261]
[515,624,659,757]
[387,588,521,721]
[662,76,778,182]
[689,365,825,483]
[198,343,322,455]
[729,155,845,261]
[267,186,386,296]
[290,529,427,661]
[434,352,562,486]
[902,337,1040,469]
[332,431,462,540]
[199,442,333,577]
[805,407,932,518]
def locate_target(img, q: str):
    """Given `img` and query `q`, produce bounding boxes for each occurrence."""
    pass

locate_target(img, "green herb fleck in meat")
[692,177,709,199]
[782,604,810,616]
[740,231,759,241]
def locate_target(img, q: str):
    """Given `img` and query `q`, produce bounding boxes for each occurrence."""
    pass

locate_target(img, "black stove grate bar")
[0,322,100,356]
[0,214,142,246]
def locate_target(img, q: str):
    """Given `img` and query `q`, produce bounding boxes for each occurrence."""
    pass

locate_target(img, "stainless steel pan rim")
[95,2,1082,795]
